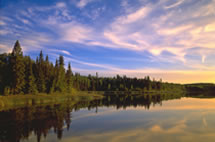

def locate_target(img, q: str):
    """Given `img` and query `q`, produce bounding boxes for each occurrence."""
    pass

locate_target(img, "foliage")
[0,40,199,96]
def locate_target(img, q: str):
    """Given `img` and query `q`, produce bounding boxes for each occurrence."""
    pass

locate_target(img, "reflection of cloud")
[202,117,208,127]
[150,98,215,111]
[61,112,214,142]
[150,125,162,132]
[38,97,215,142]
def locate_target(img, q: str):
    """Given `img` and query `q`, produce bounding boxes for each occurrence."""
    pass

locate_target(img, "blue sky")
[0,0,215,83]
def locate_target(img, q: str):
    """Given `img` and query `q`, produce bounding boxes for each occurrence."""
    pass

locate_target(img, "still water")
[1,94,215,142]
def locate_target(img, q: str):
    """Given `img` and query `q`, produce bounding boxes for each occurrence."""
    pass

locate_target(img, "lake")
[1,93,215,142]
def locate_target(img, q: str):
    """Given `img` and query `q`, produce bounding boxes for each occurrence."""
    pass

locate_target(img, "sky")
[0,0,215,84]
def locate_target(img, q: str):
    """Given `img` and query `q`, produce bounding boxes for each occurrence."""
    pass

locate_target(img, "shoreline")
[0,92,103,111]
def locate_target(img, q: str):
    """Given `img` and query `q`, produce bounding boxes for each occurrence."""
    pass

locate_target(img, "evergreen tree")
[44,55,51,93]
[66,62,73,93]
[36,51,46,92]
[25,57,37,94]
[55,55,66,92]
[49,59,59,93]
[10,40,25,94]
[0,53,11,95]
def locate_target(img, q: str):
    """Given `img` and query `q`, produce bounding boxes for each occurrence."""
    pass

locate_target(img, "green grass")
[0,90,187,111]
[0,92,103,111]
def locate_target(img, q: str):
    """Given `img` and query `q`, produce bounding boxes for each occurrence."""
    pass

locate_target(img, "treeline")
[185,83,215,94]
[0,40,184,95]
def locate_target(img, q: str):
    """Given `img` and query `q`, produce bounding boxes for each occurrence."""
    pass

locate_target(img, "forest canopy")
[0,40,185,95]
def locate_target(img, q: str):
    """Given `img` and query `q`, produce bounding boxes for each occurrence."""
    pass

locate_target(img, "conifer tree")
[10,40,25,94]
[0,53,11,94]
[25,57,37,94]
[55,55,66,92]
[44,55,51,93]
[49,59,59,93]
[36,51,46,92]
[66,62,73,93]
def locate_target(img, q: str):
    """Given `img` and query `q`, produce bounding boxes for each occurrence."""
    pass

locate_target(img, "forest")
[0,40,192,96]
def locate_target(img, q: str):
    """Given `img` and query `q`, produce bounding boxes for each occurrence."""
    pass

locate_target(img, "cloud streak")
[164,0,185,9]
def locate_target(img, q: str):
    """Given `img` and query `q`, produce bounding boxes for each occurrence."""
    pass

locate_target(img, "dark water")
[1,93,215,142]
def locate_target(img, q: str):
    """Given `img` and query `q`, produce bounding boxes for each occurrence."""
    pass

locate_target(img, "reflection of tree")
[87,93,183,110]
[0,104,72,142]
[0,93,183,142]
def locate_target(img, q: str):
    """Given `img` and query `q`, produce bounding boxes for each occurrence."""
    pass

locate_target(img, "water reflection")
[0,104,72,142]
[0,93,215,142]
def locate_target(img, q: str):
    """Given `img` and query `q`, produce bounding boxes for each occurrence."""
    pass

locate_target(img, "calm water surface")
[1,94,215,142]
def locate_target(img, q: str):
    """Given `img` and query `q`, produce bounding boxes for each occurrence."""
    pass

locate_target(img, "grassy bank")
[0,90,187,111]
[0,92,103,111]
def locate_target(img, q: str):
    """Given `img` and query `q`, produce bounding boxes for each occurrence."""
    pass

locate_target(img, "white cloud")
[0,44,12,53]
[104,32,141,50]
[60,22,93,43]
[0,30,10,35]
[164,0,185,9]
[21,19,30,25]
[61,50,71,55]
[0,21,6,26]
[116,6,151,24]
[204,22,215,32]
[76,0,95,8]
[158,25,193,35]
[56,2,66,8]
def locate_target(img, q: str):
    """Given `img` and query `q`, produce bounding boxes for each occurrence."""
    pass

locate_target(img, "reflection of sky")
[1,0,215,83]
[27,98,215,142]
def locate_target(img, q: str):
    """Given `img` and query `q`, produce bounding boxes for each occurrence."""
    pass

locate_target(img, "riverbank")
[0,92,103,111]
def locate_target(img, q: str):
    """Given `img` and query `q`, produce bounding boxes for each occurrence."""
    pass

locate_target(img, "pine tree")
[36,51,46,92]
[0,53,11,95]
[49,59,59,94]
[66,62,73,93]
[55,55,66,92]
[44,55,51,93]
[10,40,25,94]
[25,57,37,94]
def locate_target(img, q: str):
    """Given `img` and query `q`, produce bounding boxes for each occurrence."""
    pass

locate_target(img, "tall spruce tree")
[66,62,73,93]
[25,57,37,94]
[10,40,25,94]
[55,55,66,92]
[36,51,46,92]
[49,59,59,93]
[0,53,11,95]
[44,55,52,93]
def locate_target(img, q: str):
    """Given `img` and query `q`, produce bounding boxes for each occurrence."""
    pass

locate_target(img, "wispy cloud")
[164,0,185,9]
[76,0,95,8]
[0,44,12,53]
[61,22,93,43]
[157,25,193,36]
[116,6,151,24]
